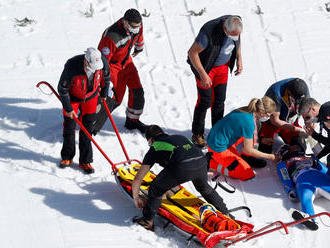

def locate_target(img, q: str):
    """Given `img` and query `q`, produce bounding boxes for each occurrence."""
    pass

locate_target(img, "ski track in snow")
[0,0,330,247]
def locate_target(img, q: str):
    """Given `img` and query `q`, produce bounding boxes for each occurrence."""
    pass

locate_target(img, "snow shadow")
[30,181,139,226]
[99,115,195,139]
[0,138,58,164]
[0,97,130,142]
[0,97,62,143]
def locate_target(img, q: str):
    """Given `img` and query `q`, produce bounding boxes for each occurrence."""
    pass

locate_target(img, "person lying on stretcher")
[276,143,330,230]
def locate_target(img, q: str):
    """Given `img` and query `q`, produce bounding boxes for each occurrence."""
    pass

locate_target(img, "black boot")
[258,143,273,154]
[125,118,148,134]
[241,155,267,168]
[291,209,318,231]
[205,152,213,170]
[132,216,154,231]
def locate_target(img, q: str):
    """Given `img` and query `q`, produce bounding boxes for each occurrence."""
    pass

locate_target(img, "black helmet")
[124,9,142,23]
[145,125,164,140]
[318,101,330,123]
[287,78,308,100]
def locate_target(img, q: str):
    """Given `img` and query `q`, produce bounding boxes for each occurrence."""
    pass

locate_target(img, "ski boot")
[291,209,319,231]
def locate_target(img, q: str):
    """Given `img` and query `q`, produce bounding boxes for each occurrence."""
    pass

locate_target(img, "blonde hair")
[240,96,276,114]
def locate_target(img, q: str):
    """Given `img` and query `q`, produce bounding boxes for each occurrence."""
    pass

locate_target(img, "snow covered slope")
[0,0,329,247]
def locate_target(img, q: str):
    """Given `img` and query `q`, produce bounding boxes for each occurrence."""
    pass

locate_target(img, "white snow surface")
[0,0,330,247]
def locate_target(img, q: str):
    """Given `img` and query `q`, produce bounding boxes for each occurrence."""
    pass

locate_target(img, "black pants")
[192,83,227,135]
[91,97,119,135]
[61,113,95,164]
[143,157,228,221]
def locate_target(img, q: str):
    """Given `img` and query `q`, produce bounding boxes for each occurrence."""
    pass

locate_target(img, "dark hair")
[318,101,330,123]
[145,125,164,140]
[287,78,308,100]
[124,9,142,23]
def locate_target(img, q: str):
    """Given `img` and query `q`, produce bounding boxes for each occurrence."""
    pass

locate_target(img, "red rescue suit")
[98,18,145,120]
[58,54,110,164]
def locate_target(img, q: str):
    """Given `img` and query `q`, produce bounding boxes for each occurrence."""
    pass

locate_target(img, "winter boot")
[192,134,207,147]
[79,163,95,174]
[59,159,73,169]
[205,152,213,170]
[125,118,148,134]
[291,209,319,231]
[258,143,273,154]
[132,216,154,231]
[241,155,267,168]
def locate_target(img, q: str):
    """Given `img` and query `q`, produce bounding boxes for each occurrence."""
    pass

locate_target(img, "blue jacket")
[265,78,309,121]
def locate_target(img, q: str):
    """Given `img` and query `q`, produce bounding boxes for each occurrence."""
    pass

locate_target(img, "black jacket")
[142,134,204,168]
[312,125,330,160]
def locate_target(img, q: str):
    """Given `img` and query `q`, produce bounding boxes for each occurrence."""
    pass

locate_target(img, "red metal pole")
[36,81,116,170]
[226,212,330,247]
[101,98,130,162]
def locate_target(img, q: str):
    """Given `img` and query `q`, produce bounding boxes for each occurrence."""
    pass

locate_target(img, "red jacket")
[69,70,104,100]
[98,18,144,68]
[58,55,110,113]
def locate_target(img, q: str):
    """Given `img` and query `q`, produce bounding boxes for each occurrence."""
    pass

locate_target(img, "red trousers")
[192,64,229,135]
[208,138,255,181]
[110,62,144,119]
[63,95,99,117]
[259,120,300,144]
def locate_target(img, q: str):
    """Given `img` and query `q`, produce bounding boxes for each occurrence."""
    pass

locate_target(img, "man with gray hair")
[299,97,330,166]
[187,15,243,146]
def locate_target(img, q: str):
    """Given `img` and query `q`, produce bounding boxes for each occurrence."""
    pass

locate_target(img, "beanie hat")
[287,78,308,100]
[318,101,330,123]
[145,125,164,140]
[124,9,142,23]
[84,47,103,71]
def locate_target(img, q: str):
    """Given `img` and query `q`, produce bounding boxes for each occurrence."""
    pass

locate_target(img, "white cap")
[84,47,103,71]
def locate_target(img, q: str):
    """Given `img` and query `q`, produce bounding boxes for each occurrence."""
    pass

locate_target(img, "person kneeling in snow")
[207,97,280,181]
[277,144,330,230]
[299,98,330,167]
[131,125,230,230]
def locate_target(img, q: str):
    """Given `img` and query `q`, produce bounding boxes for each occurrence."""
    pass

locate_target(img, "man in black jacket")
[131,125,229,230]
[299,98,330,167]
[57,47,110,174]
[187,15,243,146]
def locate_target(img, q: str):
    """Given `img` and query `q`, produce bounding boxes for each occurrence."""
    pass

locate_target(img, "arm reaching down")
[132,164,151,209]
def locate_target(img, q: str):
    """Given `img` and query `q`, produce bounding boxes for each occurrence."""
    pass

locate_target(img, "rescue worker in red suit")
[58,47,110,174]
[94,8,147,134]
[187,15,243,146]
